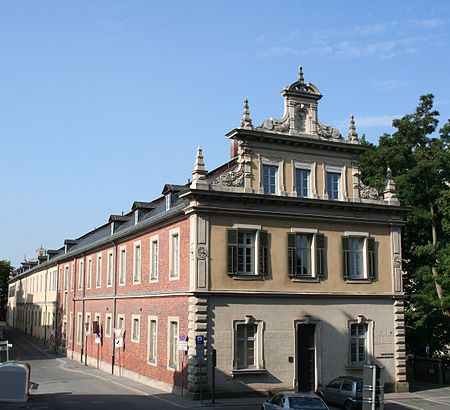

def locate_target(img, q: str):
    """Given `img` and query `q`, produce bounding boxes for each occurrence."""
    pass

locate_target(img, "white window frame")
[85,313,91,335]
[131,314,140,343]
[348,318,374,367]
[343,232,371,280]
[169,228,180,280]
[232,224,263,276]
[133,241,142,284]
[149,235,159,282]
[147,316,158,365]
[78,260,84,290]
[105,313,112,338]
[77,313,83,344]
[87,258,92,289]
[290,228,320,279]
[232,317,265,372]
[71,262,75,290]
[64,265,69,291]
[119,246,127,285]
[117,314,125,335]
[294,161,315,198]
[107,250,114,287]
[167,317,179,370]
[260,157,283,195]
[324,164,346,200]
[96,253,102,288]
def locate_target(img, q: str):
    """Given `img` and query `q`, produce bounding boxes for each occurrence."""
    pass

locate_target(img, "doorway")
[296,323,316,391]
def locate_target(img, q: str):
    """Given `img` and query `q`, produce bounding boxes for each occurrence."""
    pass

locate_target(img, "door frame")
[294,317,322,391]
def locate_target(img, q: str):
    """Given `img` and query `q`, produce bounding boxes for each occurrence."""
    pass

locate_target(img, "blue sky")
[1,1,449,267]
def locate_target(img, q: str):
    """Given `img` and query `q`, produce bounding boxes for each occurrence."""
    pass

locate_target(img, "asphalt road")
[0,326,449,409]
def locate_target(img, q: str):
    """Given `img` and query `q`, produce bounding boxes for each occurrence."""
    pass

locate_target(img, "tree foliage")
[360,94,450,356]
[0,260,13,321]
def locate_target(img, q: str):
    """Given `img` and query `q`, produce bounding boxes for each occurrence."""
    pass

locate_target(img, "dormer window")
[165,193,172,211]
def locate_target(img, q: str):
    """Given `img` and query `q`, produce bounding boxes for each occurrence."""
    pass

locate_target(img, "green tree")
[361,95,450,356]
[0,260,13,321]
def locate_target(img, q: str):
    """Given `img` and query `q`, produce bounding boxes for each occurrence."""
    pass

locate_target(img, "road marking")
[56,359,195,408]
[386,399,424,410]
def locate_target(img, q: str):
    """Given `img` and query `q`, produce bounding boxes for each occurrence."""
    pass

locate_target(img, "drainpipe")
[111,240,117,375]
[80,253,86,363]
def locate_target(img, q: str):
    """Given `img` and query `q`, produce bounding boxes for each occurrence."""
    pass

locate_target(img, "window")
[296,168,310,198]
[326,172,341,200]
[148,318,158,364]
[107,251,113,287]
[288,232,326,279]
[131,315,140,342]
[168,320,178,369]
[342,235,377,280]
[227,228,268,276]
[96,254,102,288]
[119,248,126,285]
[165,193,172,211]
[349,320,373,366]
[170,231,180,279]
[64,266,69,290]
[150,237,159,281]
[105,314,112,337]
[78,261,84,290]
[263,165,278,195]
[233,318,264,371]
[87,259,92,289]
[77,313,83,344]
[133,243,141,283]
[86,313,91,335]
[117,315,125,333]
[71,263,75,290]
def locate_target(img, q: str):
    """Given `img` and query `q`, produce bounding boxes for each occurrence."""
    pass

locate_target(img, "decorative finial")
[298,65,305,85]
[239,98,253,129]
[384,166,399,205]
[192,146,207,183]
[348,114,359,142]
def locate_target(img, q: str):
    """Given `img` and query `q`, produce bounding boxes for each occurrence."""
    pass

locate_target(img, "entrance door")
[297,323,315,391]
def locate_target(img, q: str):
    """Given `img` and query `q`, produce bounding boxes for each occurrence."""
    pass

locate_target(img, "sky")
[1,0,449,267]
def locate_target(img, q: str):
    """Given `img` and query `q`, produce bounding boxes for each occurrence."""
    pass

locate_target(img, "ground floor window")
[168,319,179,370]
[349,319,373,366]
[233,318,264,371]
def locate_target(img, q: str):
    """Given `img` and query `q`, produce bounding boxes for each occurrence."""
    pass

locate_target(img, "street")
[0,326,449,409]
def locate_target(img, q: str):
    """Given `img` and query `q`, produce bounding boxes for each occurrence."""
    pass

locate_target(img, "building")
[8,67,409,396]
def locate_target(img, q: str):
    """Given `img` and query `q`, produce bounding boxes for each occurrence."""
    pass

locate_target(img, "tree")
[360,95,450,356]
[0,260,13,321]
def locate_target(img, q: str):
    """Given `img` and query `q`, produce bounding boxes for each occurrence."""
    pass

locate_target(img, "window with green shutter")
[342,236,377,281]
[227,229,238,275]
[288,232,326,280]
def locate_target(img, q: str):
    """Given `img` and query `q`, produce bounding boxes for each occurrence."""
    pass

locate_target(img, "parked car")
[262,391,329,409]
[317,376,363,410]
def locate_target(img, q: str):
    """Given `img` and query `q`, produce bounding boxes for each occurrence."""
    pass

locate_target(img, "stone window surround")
[106,249,114,288]
[133,240,142,284]
[323,164,347,200]
[131,314,141,343]
[119,246,127,286]
[149,235,159,283]
[169,228,181,281]
[167,316,179,371]
[231,224,263,278]
[96,252,103,288]
[289,228,321,280]
[231,316,265,375]
[343,231,372,282]
[347,316,374,368]
[258,155,285,196]
[147,315,158,366]
[105,313,112,338]
[293,160,317,198]
[87,257,92,289]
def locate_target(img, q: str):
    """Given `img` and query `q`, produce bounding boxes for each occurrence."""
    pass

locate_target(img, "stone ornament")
[393,255,402,269]
[317,122,342,139]
[196,245,208,260]
[212,171,244,187]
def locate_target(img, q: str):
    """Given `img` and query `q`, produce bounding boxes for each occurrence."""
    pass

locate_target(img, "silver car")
[262,391,329,409]
[317,376,363,410]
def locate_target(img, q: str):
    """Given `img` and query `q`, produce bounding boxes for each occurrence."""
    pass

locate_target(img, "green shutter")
[368,237,377,279]
[342,236,349,279]
[227,229,238,275]
[315,233,326,279]
[259,231,268,275]
[287,233,296,278]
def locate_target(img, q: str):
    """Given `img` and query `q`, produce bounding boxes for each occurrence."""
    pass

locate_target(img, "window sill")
[229,274,265,281]
[290,276,320,283]
[345,279,372,284]
[231,368,267,376]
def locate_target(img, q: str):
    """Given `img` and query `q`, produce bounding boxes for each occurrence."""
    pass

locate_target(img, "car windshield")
[289,397,327,409]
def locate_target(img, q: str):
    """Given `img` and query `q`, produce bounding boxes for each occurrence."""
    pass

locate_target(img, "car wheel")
[344,400,354,410]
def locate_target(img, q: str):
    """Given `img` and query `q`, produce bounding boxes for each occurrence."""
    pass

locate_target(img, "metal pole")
[97,343,99,369]
[199,361,203,404]
[372,366,376,410]
[181,352,184,398]
[6,343,9,362]
[211,349,216,404]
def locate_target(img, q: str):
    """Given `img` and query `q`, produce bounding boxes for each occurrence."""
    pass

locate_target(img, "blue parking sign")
[196,335,204,345]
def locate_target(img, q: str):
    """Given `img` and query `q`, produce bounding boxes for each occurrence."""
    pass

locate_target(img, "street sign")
[114,328,123,339]
[95,334,101,344]
[115,337,123,348]
[195,335,204,345]
[177,341,188,351]
[179,333,187,342]
[0,346,7,352]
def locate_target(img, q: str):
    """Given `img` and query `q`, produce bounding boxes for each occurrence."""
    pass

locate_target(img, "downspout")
[111,240,117,375]
[55,262,60,352]
[80,253,86,363]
